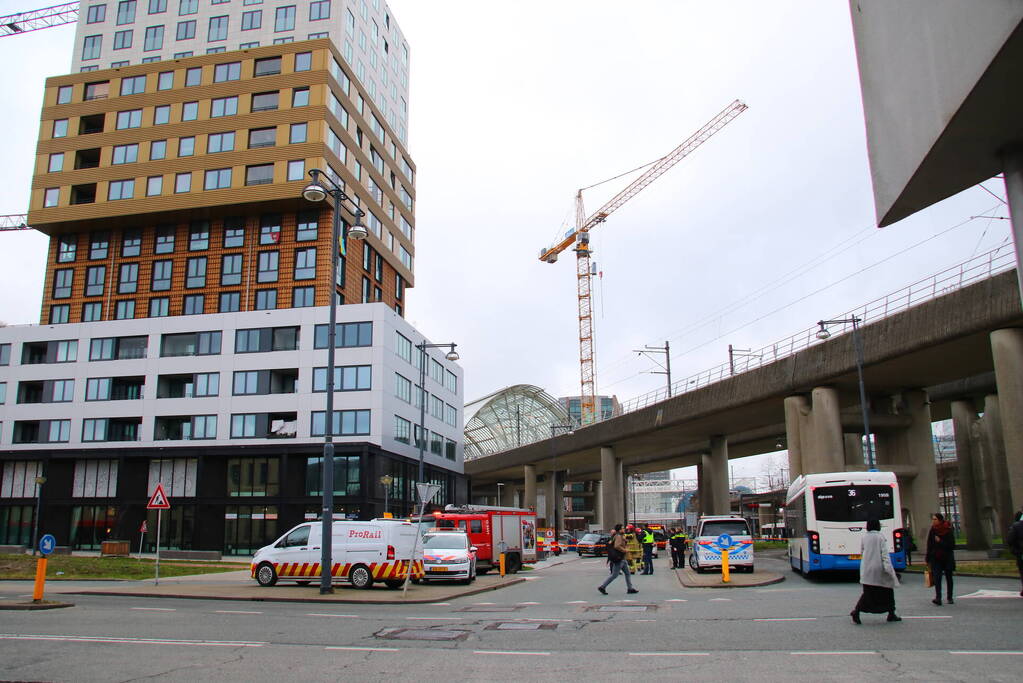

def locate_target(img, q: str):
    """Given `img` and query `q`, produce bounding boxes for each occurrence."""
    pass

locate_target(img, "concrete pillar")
[952,399,987,549]
[698,455,712,515]
[844,433,864,468]
[902,390,939,543]
[545,473,557,529]
[523,465,537,513]
[553,472,565,533]
[595,480,604,529]
[810,387,844,473]
[784,395,809,478]
[709,436,730,515]
[617,459,626,523]
[600,447,619,528]
[981,394,1016,539]
[991,328,1023,511]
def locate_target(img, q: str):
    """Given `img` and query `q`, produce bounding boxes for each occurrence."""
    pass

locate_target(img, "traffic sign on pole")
[38,534,55,556]
[147,483,171,509]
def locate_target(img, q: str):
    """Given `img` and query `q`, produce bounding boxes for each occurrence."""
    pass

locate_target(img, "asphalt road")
[1,553,1021,681]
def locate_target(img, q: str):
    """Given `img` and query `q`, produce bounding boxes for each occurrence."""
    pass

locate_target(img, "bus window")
[813,485,894,522]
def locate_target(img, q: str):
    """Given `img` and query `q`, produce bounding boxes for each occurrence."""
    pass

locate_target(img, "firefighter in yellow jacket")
[624,525,643,574]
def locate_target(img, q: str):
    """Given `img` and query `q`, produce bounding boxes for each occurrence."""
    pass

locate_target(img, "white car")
[420,531,477,585]
[689,515,755,574]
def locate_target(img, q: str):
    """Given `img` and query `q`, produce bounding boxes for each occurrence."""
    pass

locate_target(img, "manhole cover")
[587,605,656,612]
[458,606,523,613]
[485,622,559,631]
[375,628,469,641]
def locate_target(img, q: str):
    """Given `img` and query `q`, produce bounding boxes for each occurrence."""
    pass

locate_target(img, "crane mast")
[1,2,79,37]
[539,99,748,425]
[0,214,32,231]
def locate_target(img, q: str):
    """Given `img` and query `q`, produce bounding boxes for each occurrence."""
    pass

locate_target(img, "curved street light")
[300,168,366,594]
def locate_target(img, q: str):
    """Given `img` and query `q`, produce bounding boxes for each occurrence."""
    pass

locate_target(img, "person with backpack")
[1006,511,1023,598]
[597,523,639,596]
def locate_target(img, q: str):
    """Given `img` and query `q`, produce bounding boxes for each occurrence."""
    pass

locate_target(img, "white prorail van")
[251,519,424,589]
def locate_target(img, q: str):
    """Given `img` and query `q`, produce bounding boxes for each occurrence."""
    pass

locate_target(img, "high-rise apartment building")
[0,9,467,556]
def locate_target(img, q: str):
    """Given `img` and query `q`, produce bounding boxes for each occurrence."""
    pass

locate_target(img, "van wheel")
[349,564,374,589]
[255,562,278,587]
[505,553,521,574]
[384,580,404,589]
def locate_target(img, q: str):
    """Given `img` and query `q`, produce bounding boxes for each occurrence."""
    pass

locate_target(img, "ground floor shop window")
[227,457,279,497]
[304,455,360,496]
[70,505,119,550]
[224,505,278,555]
[0,505,34,545]
[303,503,362,520]
[143,505,195,552]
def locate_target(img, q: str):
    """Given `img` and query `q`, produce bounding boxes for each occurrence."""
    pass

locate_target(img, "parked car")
[689,515,754,574]
[420,530,477,585]
[576,532,611,557]
[559,532,579,552]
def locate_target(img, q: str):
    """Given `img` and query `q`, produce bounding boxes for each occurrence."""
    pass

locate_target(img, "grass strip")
[0,553,246,581]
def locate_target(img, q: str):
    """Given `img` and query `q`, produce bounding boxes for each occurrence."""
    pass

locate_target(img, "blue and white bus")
[786,471,907,576]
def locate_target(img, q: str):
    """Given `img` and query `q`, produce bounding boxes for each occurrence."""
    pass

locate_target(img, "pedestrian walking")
[925,512,956,605]
[597,523,639,596]
[669,527,687,569]
[1006,511,1023,598]
[850,518,901,624]
[641,525,655,575]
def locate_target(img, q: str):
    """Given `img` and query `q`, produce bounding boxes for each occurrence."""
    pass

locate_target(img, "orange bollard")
[721,549,730,583]
[32,557,47,602]
[499,552,506,577]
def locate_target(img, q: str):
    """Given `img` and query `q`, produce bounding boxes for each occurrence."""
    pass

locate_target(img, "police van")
[688,515,755,573]
[251,519,424,589]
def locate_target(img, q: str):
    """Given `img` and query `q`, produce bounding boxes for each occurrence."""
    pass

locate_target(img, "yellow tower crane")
[538,99,748,426]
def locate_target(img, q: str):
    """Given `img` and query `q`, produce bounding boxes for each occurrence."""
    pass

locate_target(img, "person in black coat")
[925,512,956,606]
[1006,511,1023,598]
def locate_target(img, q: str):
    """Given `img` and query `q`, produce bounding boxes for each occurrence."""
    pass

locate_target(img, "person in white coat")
[850,518,901,624]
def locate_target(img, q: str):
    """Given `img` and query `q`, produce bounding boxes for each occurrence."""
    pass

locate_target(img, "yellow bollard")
[499,552,506,577]
[721,549,730,584]
[32,557,48,602]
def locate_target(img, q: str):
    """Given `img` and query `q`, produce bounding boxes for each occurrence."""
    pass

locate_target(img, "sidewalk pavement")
[675,566,785,588]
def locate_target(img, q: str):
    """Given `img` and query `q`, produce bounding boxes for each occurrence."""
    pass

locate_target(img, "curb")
[674,568,786,589]
[0,601,75,611]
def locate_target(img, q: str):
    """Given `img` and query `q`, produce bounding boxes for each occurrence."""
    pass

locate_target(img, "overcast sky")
[0,1,1011,484]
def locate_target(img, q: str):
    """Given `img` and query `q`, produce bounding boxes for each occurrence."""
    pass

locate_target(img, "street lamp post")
[496,482,504,507]
[31,475,46,555]
[301,168,367,594]
[416,341,460,487]
[816,317,875,470]
[548,424,573,533]
[380,474,393,516]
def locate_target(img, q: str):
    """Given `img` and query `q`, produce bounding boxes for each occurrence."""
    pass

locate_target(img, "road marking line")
[665,599,688,602]
[518,601,541,605]
[709,598,732,602]
[565,601,587,604]
[950,651,1023,656]
[474,650,550,656]
[791,651,876,656]
[431,602,451,606]
[629,652,710,657]
[755,618,817,622]
[214,610,263,615]
[307,614,359,618]
[326,646,399,652]
[634,619,656,622]
[130,607,176,611]
[902,615,952,620]
[521,618,575,622]
[0,634,265,647]
[474,602,495,605]
[406,616,461,620]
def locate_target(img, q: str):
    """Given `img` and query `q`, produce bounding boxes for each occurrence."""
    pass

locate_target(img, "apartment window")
[160,330,220,356]
[224,219,244,247]
[188,223,208,250]
[152,226,174,254]
[256,251,278,282]
[274,5,295,31]
[178,136,195,156]
[307,31,327,40]
[149,297,169,316]
[185,257,206,287]
[213,61,240,82]
[117,231,141,259]
[118,263,138,293]
[211,95,237,117]
[259,214,281,243]
[56,85,73,104]
[43,188,60,207]
[49,305,70,324]
[292,87,309,107]
[175,19,195,39]
[207,46,226,54]
[85,265,106,296]
[153,104,170,124]
[241,9,261,29]
[208,131,234,153]
[248,127,276,148]
[52,119,69,138]
[116,0,136,24]
[141,56,160,63]
[112,143,139,164]
[115,300,135,319]
[255,289,276,309]
[246,164,274,186]
[254,56,281,76]
[48,153,64,173]
[174,50,192,58]
[296,211,317,240]
[82,34,104,61]
[108,179,134,200]
[178,0,197,15]
[87,4,107,23]
[181,101,198,120]
[204,168,232,190]
[175,172,191,193]
[52,269,73,298]
[195,373,219,396]
[183,294,204,314]
[83,302,103,321]
[292,286,314,307]
[143,25,164,50]
[150,139,167,160]
[313,321,372,348]
[251,91,278,112]
[295,51,311,71]
[90,232,109,259]
[157,71,173,89]
[146,175,163,195]
[184,66,201,85]
[239,41,259,49]
[57,235,77,262]
[116,109,142,129]
[287,160,304,181]
[219,292,240,312]
[313,365,370,392]
[345,8,355,33]
[309,0,329,21]
[0,344,9,365]
[208,15,228,41]
[394,373,411,402]
[235,326,298,353]
[310,409,370,437]
[294,247,315,279]
[149,0,166,13]
[151,259,172,290]
[221,253,242,285]
[394,415,411,444]
[286,122,308,145]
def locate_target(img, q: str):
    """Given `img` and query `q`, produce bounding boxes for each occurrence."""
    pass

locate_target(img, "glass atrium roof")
[463,384,571,461]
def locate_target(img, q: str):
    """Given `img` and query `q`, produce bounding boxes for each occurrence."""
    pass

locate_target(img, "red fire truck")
[427,505,538,574]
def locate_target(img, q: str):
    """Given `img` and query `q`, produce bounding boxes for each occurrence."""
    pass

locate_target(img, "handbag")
[924,567,933,588]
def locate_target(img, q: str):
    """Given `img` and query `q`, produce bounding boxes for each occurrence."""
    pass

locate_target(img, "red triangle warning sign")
[147,483,171,510]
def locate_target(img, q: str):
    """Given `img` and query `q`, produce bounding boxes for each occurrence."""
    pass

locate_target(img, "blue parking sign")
[39,534,56,556]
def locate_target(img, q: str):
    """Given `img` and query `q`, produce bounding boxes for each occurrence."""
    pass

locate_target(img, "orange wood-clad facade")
[28,40,414,325]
